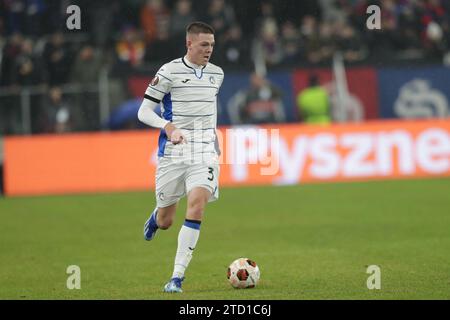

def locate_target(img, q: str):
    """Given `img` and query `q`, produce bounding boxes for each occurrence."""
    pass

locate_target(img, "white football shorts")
[155,157,220,208]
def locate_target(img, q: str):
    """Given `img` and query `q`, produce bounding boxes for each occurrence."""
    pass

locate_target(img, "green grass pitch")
[1,178,449,299]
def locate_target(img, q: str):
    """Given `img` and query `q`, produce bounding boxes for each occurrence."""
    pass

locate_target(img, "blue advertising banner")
[377,67,450,119]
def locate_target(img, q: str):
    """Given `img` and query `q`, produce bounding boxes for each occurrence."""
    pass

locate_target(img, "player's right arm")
[137,98,169,129]
[137,99,186,144]
[137,65,186,144]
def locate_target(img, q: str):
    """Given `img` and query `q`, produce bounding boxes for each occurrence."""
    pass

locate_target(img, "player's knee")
[158,216,174,230]
[156,205,177,229]
[187,199,206,218]
[187,206,204,218]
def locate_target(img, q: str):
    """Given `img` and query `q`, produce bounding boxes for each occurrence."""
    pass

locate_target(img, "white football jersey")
[144,57,224,161]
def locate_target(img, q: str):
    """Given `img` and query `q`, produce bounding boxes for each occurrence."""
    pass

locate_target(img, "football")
[227,258,260,289]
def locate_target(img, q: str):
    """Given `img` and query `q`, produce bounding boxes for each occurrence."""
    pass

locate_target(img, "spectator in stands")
[394,4,423,53]
[254,1,276,39]
[416,0,449,60]
[70,44,103,131]
[280,21,303,65]
[301,15,322,64]
[70,44,103,84]
[252,1,284,66]
[217,24,251,68]
[317,21,336,63]
[116,25,146,68]
[11,37,44,86]
[235,72,286,124]
[318,0,347,25]
[253,18,283,66]
[203,0,235,41]
[43,0,67,36]
[296,73,331,125]
[37,87,74,133]
[170,0,196,38]
[335,22,366,62]
[443,21,450,63]
[43,32,71,86]
[140,0,171,45]
[0,32,23,86]
[169,0,196,57]
[87,0,121,48]
[139,0,172,66]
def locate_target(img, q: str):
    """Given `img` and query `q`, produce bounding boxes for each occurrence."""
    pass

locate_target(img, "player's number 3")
[207,167,214,181]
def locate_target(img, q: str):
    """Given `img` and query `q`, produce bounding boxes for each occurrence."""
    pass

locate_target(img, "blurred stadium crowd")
[0,0,449,135]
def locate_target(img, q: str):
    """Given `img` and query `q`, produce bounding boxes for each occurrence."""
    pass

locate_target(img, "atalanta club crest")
[209,76,216,84]
[151,76,160,86]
